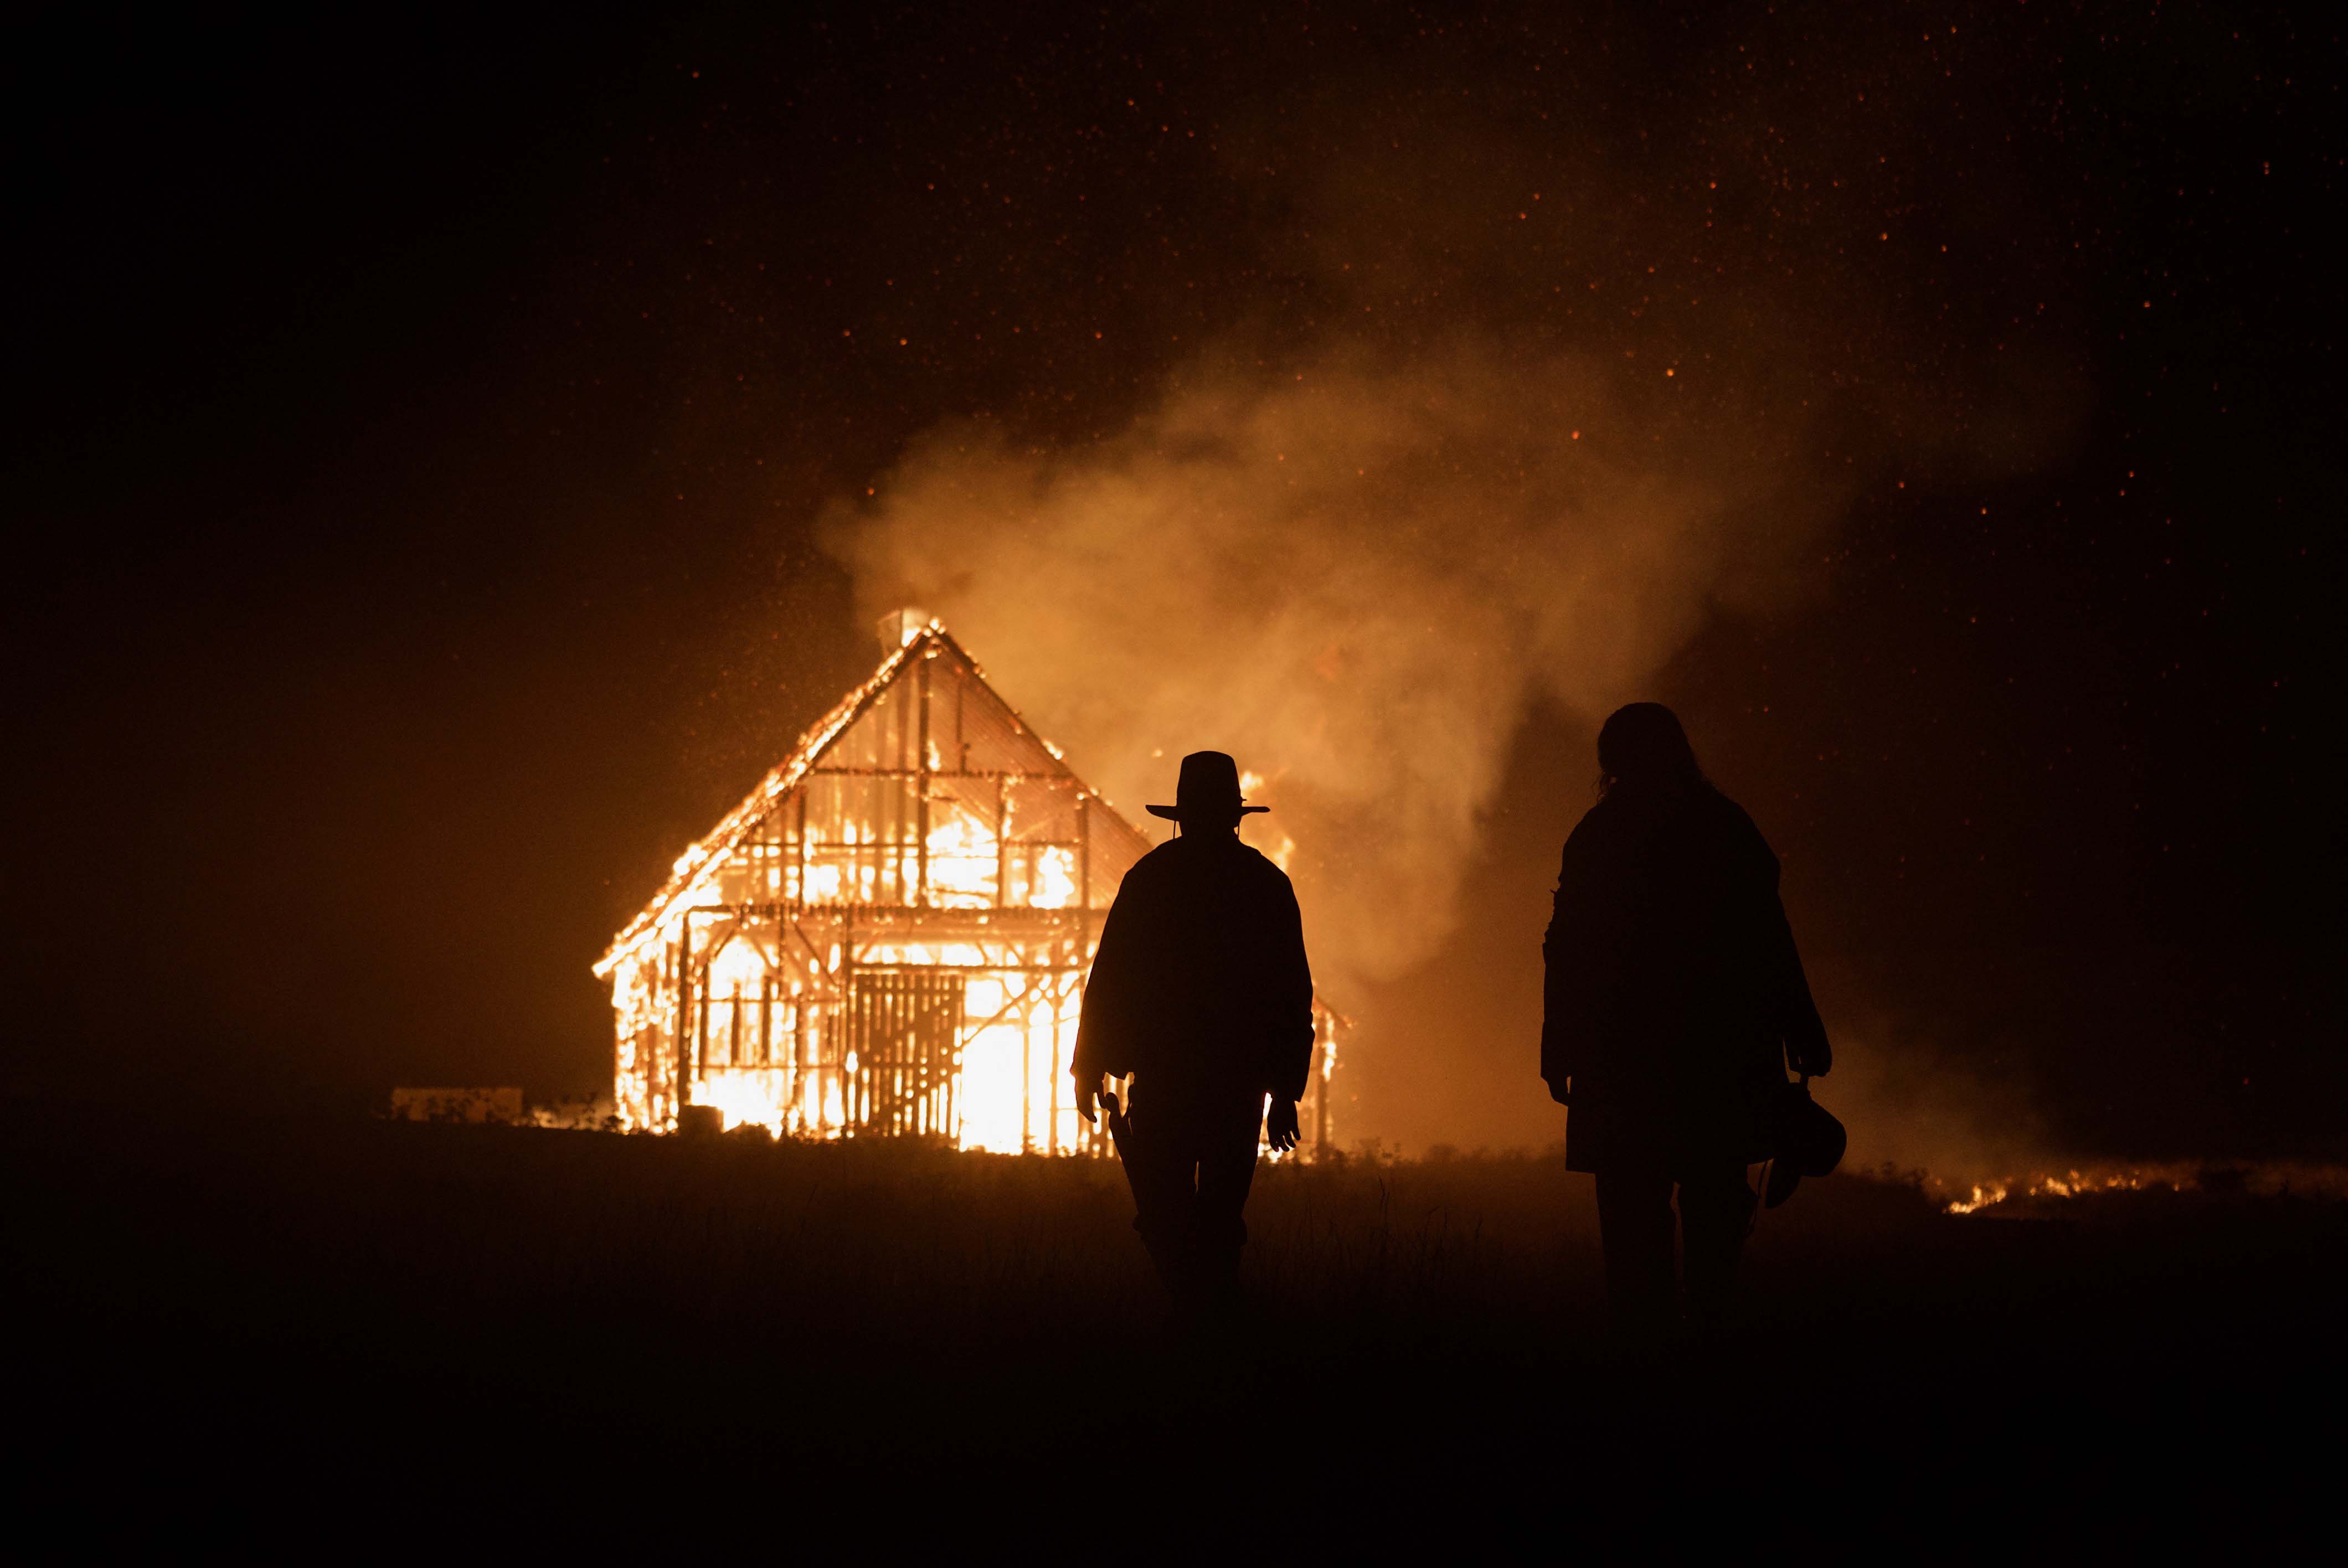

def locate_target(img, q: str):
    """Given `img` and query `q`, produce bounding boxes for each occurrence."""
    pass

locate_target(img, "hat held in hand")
[1764,1077,1848,1209]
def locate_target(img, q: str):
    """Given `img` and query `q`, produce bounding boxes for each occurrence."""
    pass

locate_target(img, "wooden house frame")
[594,618,1342,1153]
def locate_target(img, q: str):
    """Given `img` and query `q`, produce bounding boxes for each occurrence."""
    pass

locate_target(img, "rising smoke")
[823,68,2086,1151]
[832,334,1842,986]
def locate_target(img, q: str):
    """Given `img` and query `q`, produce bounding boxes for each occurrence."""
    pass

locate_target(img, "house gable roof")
[594,621,1152,977]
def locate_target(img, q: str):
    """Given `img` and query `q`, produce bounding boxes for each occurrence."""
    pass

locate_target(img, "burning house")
[594,615,1343,1152]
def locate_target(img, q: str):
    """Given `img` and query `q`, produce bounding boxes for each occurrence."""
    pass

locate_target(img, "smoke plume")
[822,71,2084,1147]
[832,335,1842,987]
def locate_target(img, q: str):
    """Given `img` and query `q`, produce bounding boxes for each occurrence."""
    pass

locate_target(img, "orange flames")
[1934,1163,2348,1214]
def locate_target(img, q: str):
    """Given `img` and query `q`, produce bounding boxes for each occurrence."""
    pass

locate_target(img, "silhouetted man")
[1542,704,1831,1329]
[1073,750,1314,1313]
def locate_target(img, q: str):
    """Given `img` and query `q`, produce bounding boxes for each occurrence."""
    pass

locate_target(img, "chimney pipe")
[876,607,933,651]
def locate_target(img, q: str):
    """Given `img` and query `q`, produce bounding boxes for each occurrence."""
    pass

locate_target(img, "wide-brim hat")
[1146,750,1270,822]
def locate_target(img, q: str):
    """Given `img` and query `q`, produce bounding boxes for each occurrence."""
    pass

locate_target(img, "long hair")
[1595,703,1706,798]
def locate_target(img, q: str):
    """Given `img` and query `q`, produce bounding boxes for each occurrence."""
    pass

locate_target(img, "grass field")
[11,1112,2340,1549]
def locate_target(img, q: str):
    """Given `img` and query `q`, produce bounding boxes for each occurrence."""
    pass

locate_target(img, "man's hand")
[1547,1075,1573,1107]
[1072,1071,1099,1125]
[1266,1096,1301,1153]
[1788,1034,1832,1079]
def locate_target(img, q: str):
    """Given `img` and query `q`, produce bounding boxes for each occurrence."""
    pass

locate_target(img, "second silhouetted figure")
[1073,750,1314,1314]
[1543,704,1831,1331]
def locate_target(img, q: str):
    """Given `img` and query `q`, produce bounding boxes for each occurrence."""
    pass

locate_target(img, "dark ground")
[9,1114,2339,1551]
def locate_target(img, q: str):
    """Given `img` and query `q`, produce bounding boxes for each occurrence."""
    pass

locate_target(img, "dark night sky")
[8,2,2339,1159]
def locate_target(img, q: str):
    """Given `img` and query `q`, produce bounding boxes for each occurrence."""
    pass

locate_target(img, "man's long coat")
[1542,782,1826,1173]
[1074,833,1315,1102]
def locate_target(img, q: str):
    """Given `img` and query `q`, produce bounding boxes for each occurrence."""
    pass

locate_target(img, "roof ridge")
[592,627,928,976]
[593,622,1152,977]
